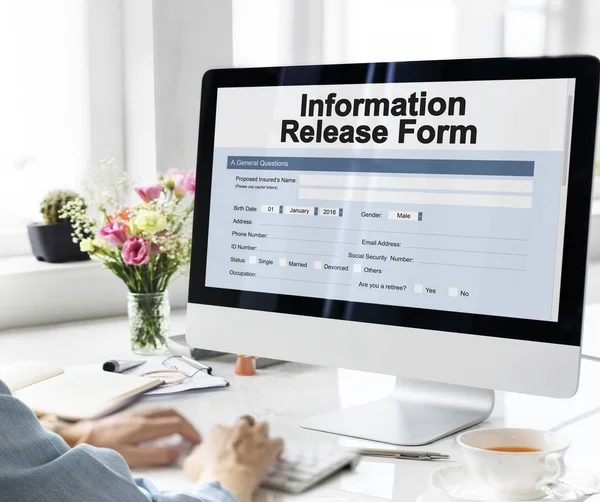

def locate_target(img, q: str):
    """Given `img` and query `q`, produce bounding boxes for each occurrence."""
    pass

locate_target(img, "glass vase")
[128,291,170,355]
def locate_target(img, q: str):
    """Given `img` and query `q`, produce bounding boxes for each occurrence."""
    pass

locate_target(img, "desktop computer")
[186,57,599,445]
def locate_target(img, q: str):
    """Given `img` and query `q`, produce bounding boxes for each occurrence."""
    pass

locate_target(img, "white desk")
[2,311,600,501]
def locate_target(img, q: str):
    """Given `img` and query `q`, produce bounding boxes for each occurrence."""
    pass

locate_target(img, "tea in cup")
[457,428,570,500]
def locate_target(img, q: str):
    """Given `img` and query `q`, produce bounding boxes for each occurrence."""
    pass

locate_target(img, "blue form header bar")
[227,156,534,177]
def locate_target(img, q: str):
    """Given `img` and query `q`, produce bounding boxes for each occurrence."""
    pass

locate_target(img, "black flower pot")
[26,222,90,263]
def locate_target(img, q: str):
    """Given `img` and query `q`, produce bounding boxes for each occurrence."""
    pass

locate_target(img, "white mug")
[457,428,570,500]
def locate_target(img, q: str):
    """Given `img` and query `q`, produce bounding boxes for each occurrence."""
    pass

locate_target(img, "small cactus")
[40,189,84,224]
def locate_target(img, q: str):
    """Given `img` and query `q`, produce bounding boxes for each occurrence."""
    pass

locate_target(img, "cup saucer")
[429,465,587,502]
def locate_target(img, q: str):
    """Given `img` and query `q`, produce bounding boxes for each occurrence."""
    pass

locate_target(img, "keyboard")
[262,443,361,493]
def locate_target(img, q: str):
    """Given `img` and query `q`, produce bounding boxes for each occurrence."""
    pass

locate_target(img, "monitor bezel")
[189,56,599,348]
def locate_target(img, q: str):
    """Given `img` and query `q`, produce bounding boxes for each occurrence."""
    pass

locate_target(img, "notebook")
[0,362,161,421]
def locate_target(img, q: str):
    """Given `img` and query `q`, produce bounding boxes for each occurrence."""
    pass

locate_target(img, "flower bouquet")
[62,167,196,354]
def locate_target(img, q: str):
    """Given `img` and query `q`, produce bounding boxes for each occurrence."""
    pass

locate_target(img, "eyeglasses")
[162,355,208,379]
[140,356,208,387]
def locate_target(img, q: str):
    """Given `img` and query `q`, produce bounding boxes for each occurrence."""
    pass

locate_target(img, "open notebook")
[0,362,161,421]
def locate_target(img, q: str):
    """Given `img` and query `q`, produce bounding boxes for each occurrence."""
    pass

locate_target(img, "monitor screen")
[203,78,574,323]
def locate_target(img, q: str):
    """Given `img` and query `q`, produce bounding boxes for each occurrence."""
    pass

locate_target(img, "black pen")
[102,359,145,373]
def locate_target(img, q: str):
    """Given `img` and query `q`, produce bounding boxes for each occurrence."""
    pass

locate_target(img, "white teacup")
[457,428,570,500]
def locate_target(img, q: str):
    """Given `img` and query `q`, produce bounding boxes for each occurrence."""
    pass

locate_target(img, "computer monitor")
[187,57,599,446]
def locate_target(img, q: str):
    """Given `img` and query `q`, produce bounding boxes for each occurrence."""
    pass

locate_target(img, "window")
[504,0,548,56]
[233,0,600,179]
[232,0,293,67]
[326,0,459,63]
[0,1,88,255]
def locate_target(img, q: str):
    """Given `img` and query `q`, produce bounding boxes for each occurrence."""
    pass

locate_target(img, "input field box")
[318,207,340,217]
[261,205,279,214]
[314,261,322,270]
[353,264,362,273]
[298,188,532,209]
[279,258,287,267]
[284,205,314,215]
[388,211,420,221]
[448,287,458,297]
[414,284,424,294]
[249,256,257,264]
[299,174,534,193]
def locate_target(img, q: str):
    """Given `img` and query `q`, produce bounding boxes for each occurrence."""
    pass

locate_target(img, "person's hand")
[61,408,201,468]
[183,416,284,502]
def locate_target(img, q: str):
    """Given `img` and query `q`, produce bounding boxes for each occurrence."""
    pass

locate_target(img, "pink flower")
[98,221,128,245]
[165,168,185,181]
[121,236,151,265]
[165,168,186,197]
[135,184,164,203]
[181,171,196,195]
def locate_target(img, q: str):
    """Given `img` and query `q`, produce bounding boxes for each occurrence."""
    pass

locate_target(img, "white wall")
[153,0,234,175]
[122,0,234,179]
[123,0,234,181]
[122,0,158,183]
[87,0,125,176]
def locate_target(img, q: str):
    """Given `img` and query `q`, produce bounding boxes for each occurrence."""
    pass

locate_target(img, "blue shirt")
[0,380,237,502]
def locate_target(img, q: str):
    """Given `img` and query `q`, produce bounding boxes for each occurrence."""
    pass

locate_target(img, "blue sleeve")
[0,380,238,502]
[136,479,238,502]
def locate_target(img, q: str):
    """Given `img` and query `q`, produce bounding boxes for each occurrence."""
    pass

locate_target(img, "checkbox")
[279,258,287,267]
[313,261,322,270]
[353,264,362,273]
[414,284,424,294]
[448,287,458,297]
[248,256,257,264]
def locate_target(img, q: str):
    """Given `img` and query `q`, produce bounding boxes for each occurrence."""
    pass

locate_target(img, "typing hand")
[63,408,201,468]
[183,416,284,502]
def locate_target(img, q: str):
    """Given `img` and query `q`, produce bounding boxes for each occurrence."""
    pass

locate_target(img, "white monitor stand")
[187,303,580,445]
[300,378,495,446]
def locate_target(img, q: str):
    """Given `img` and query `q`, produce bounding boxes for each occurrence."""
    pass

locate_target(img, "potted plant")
[26,189,90,263]
[63,169,196,354]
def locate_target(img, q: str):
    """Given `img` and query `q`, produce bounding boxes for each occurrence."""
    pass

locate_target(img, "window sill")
[0,256,188,330]
[0,229,32,259]
[0,255,99,276]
